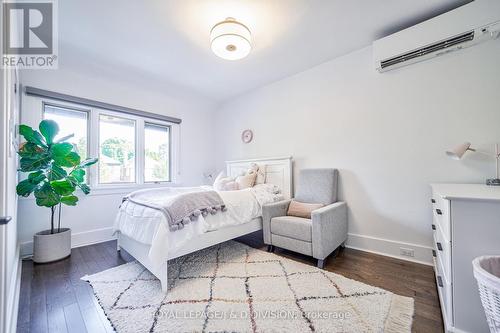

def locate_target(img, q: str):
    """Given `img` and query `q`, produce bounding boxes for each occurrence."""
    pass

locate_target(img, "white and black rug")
[82,241,414,333]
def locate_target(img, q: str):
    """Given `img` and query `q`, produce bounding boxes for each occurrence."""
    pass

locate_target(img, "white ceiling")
[58,0,471,102]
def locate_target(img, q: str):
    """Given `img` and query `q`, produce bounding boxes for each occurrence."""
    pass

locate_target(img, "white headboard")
[225,156,293,199]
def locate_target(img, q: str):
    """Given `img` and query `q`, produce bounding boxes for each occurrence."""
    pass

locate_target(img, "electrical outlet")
[400,247,415,257]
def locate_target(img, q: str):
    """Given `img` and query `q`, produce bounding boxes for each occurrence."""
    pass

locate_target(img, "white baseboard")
[346,233,433,266]
[7,245,21,333]
[19,227,433,266]
[20,227,116,257]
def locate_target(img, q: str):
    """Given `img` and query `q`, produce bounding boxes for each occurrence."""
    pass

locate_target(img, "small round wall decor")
[241,129,253,143]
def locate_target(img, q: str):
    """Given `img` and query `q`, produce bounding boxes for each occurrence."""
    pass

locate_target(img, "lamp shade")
[446,142,472,160]
[210,18,252,60]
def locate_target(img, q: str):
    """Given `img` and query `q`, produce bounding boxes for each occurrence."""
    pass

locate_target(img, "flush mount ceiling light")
[210,17,252,60]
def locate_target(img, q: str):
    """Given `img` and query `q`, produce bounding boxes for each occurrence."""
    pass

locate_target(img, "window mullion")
[89,109,99,188]
[136,118,145,185]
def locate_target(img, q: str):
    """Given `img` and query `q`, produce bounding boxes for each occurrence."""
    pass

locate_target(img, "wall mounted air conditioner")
[373,0,500,72]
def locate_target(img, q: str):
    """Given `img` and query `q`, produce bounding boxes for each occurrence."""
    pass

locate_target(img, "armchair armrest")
[311,202,347,260]
[262,199,291,244]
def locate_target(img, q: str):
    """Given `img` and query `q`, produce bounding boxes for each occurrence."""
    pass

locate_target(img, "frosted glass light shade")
[446,142,472,160]
[210,18,252,60]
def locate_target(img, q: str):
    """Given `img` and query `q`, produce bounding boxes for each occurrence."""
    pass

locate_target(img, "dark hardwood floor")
[17,232,443,333]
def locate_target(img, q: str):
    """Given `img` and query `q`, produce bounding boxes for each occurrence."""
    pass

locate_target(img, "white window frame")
[42,101,91,160]
[35,98,180,193]
[42,101,92,184]
[94,109,138,187]
[143,121,172,184]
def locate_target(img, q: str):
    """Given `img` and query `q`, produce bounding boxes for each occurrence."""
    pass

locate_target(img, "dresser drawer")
[431,193,451,241]
[434,255,453,328]
[433,224,451,282]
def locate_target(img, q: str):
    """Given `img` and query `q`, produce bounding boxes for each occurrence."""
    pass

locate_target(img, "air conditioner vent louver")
[380,31,475,70]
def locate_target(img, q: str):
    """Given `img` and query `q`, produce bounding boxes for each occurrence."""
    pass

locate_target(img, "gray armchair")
[262,169,347,268]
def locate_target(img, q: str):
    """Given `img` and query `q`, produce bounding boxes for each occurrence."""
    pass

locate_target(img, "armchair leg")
[332,247,340,258]
[267,245,274,252]
[317,259,325,269]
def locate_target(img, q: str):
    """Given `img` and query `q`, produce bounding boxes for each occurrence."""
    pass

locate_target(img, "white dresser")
[431,184,500,333]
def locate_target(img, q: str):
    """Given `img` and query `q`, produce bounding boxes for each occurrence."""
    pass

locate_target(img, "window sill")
[90,182,176,196]
[18,182,180,201]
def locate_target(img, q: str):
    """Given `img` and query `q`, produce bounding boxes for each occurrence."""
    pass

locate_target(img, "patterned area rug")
[82,241,414,333]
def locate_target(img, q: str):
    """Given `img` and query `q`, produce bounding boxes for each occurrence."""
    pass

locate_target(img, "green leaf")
[77,183,91,195]
[18,142,46,158]
[19,125,34,139]
[70,169,85,182]
[51,142,73,158]
[79,158,98,168]
[34,183,60,207]
[28,170,46,183]
[16,171,46,197]
[47,164,67,181]
[16,179,40,196]
[54,152,81,168]
[39,120,59,145]
[19,125,46,147]
[68,173,91,195]
[19,155,51,172]
[50,179,76,196]
[60,195,78,206]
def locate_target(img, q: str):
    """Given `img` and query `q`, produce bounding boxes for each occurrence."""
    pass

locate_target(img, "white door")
[0,66,21,333]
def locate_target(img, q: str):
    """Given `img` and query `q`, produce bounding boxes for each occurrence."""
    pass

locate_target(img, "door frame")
[0,63,21,333]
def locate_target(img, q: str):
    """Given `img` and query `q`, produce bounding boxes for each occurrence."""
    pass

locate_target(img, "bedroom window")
[144,123,171,182]
[32,88,180,189]
[98,114,136,184]
[43,103,89,159]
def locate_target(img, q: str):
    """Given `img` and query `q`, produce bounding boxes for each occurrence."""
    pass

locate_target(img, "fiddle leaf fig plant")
[16,119,98,234]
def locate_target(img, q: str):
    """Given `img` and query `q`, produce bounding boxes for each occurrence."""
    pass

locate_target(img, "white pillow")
[213,172,238,191]
[223,181,239,191]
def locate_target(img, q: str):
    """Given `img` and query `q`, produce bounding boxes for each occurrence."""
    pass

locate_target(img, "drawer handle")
[432,250,436,257]
[431,199,436,204]
[437,242,443,251]
[432,224,436,230]
[436,209,442,215]
[437,276,443,288]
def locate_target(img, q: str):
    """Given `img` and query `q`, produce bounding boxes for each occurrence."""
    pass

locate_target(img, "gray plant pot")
[33,228,71,263]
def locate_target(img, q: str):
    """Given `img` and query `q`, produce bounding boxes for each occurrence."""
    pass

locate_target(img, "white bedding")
[113,184,282,255]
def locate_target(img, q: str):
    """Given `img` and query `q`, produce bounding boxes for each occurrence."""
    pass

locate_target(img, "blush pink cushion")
[287,200,324,219]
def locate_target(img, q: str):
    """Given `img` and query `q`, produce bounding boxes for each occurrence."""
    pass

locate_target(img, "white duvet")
[113,184,282,263]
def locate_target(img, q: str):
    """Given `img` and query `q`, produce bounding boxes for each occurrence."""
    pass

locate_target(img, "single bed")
[115,156,293,291]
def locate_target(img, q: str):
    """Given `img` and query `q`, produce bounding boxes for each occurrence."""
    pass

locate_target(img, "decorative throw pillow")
[251,163,266,185]
[213,172,238,191]
[223,181,239,191]
[236,172,257,189]
[245,163,266,185]
[287,200,324,219]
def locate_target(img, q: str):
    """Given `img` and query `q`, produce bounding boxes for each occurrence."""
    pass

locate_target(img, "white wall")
[214,40,500,264]
[18,67,217,255]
